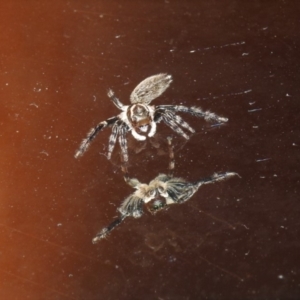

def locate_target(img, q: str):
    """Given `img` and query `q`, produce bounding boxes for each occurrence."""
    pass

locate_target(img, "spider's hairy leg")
[118,194,145,218]
[120,159,142,189]
[147,120,157,137]
[167,136,175,176]
[75,116,118,158]
[162,111,190,139]
[121,163,130,183]
[107,122,120,160]
[92,214,127,244]
[196,172,240,188]
[162,172,238,206]
[157,105,228,123]
[118,125,129,162]
[107,89,125,110]
[173,114,195,133]
[163,177,196,204]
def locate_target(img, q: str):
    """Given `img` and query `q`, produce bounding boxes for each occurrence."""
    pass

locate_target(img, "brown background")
[0,1,299,299]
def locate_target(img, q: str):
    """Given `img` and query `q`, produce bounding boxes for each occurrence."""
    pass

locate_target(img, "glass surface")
[0,1,299,299]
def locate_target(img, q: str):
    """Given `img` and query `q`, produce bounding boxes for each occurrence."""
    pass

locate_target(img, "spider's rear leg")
[75,116,118,158]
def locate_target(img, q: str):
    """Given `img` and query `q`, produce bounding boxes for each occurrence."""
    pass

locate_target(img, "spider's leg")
[118,194,145,218]
[167,136,175,176]
[121,164,142,189]
[92,214,127,244]
[148,120,157,137]
[119,147,142,189]
[153,110,163,123]
[75,116,118,158]
[121,163,130,183]
[107,89,125,110]
[195,172,240,188]
[162,111,190,139]
[163,178,194,204]
[157,105,228,123]
[118,124,129,162]
[173,114,195,133]
[164,172,239,204]
[107,121,121,160]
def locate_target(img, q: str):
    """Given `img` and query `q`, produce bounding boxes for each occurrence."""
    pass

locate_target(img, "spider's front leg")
[154,108,196,140]
[92,214,127,244]
[75,116,119,158]
[154,104,227,140]
[118,125,129,162]
[106,121,121,160]
[167,136,175,176]
[107,89,125,110]
[157,104,228,123]
[195,172,240,188]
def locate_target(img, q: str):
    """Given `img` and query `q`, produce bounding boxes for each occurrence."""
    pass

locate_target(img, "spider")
[92,137,239,243]
[75,73,228,162]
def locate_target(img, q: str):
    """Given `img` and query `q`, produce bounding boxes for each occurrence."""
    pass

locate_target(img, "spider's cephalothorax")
[75,74,228,162]
[125,103,156,139]
[92,137,239,243]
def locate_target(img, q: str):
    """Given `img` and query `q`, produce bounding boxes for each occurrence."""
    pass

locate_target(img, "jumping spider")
[92,137,239,243]
[75,74,228,162]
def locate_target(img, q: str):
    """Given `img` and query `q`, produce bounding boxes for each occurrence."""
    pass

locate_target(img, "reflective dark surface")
[1,1,300,299]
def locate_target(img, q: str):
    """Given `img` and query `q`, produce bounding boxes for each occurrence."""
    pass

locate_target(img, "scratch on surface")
[238,223,250,230]
[191,41,246,53]
[248,108,262,113]
[198,89,252,101]
[198,209,236,230]
[29,103,39,108]
[40,151,49,156]
[198,255,244,281]
[0,223,100,262]
[256,158,271,162]
[210,123,226,128]
[73,9,104,16]
[0,269,77,300]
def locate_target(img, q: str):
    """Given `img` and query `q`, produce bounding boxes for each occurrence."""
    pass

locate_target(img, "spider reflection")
[92,137,238,243]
